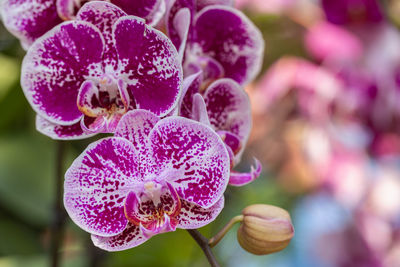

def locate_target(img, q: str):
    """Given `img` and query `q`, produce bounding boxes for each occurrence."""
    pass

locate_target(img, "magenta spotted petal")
[148,116,230,208]
[193,6,264,85]
[114,16,183,116]
[203,79,251,161]
[36,115,95,140]
[65,110,230,250]
[177,197,224,229]
[21,2,183,139]
[91,222,147,251]
[1,0,62,49]
[21,21,104,125]
[64,137,141,236]
[2,0,166,48]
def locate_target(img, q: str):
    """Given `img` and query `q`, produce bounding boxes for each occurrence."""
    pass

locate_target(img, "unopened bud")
[237,204,294,255]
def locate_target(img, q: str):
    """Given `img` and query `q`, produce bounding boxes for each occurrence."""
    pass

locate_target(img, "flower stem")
[50,141,67,267]
[208,215,243,248]
[187,229,220,267]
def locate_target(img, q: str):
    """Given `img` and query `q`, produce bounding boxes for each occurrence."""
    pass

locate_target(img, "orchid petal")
[170,71,201,116]
[1,0,62,49]
[77,2,127,70]
[36,115,94,140]
[192,93,210,126]
[229,158,262,186]
[113,16,183,116]
[56,0,75,20]
[177,197,224,228]
[203,78,251,162]
[148,117,230,208]
[110,0,165,26]
[196,0,233,10]
[91,222,148,251]
[77,80,106,117]
[21,21,104,125]
[80,115,107,134]
[173,8,191,63]
[166,0,195,49]
[218,130,241,156]
[64,137,141,236]
[193,6,264,85]
[115,110,160,153]
[178,71,202,118]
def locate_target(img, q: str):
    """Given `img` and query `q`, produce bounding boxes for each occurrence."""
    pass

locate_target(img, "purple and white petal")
[193,6,264,85]
[91,222,148,251]
[229,158,262,186]
[64,137,140,236]
[56,0,75,20]
[177,197,224,229]
[196,0,233,10]
[77,2,127,70]
[110,0,165,26]
[203,79,251,161]
[114,17,183,116]
[21,21,104,125]
[1,0,62,49]
[166,0,195,49]
[36,115,95,140]
[148,117,230,208]
[77,80,107,117]
[169,71,201,116]
[173,8,191,63]
[218,130,241,156]
[115,109,159,154]
[80,115,107,134]
[192,93,210,126]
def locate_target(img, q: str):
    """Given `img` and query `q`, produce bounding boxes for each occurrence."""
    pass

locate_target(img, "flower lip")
[124,181,182,235]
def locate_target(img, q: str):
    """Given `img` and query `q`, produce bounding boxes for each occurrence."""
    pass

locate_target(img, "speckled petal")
[56,0,75,20]
[114,17,182,116]
[229,158,262,186]
[91,222,148,251]
[166,0,195,49]
[192,93,210,126]
[203,78,251,161]
[196,0,233,9]
[148,117,230,208]
[177,197,224,228]
[110,0,165,26]
[173,8,191,63]
[64,137,141,236]
[1,0,62,49]
[77,2,127,70]
[115,110,159,154]
[193,6,264,85]
[21,21,104,125]
[36,115,94,140]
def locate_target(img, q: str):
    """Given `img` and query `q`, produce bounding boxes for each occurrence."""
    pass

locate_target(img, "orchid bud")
[237,204,294,255]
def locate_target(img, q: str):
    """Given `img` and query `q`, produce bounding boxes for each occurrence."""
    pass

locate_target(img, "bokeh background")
[1,0,400,266]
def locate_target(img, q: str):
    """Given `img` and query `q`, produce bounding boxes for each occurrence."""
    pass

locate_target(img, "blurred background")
[1,0,400,266]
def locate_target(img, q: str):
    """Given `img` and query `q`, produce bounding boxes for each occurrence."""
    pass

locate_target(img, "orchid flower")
[166,0,264,86]
[21,2,182,139]
[64,109,230,251]
[1,0,166,49]
[179,77,261,186]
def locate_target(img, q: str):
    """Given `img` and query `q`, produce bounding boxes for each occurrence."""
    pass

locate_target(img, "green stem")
[208,215,243,248]
[50,141,67,267]
[187,229,220,267]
